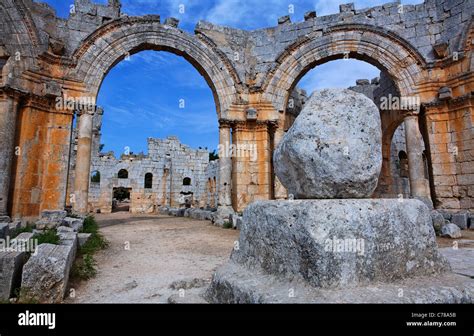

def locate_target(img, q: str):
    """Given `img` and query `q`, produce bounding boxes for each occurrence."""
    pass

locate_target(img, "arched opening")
[118,169,128,179]
[144,173,153,189]
[91,170,101,183]
[80,47,221,213]
[70,19,239,214]
[398,151,409,178]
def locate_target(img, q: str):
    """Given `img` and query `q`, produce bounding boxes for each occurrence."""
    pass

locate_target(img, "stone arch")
[71,16,239,119]
[0,1,40,86]
[262,24,426,115]
[91,170,101,183]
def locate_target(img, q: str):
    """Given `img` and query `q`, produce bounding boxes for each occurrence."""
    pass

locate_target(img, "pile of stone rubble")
[0,210,91,303]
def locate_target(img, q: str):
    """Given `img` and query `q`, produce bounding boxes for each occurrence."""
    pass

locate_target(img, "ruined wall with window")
[67,110,219,214]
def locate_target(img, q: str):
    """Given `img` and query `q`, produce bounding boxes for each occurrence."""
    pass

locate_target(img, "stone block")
[304,11,317,20]
[20,243,75,303]
[340,3,355,13]
[278,15,291,25]
[77,233,91,247]
[62,217,84,232]
[0,216,10,222]
[441,223,462,239]
[164,17,179,27]
[36,210,67,230]
[0,223,9,239]
[451,212,468,229]
[0,251,26,300]
[229,199,449,289]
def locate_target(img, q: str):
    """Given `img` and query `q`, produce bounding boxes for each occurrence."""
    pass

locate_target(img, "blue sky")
[38,0,423,155]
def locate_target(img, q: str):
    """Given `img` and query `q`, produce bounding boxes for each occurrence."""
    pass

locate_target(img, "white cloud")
[298,59,380,94]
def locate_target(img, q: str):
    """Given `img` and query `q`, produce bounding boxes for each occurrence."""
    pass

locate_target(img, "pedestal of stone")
[206,199,473,303]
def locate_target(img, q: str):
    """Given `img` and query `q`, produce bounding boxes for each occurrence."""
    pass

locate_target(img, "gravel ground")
[66,212,239,303]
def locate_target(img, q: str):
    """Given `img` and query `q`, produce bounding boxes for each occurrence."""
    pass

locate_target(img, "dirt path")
[66,212,239,303]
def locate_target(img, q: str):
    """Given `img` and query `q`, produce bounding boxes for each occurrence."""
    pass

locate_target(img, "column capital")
[218,119,233,128]
[403,107,421,119]
[75,105,98,117]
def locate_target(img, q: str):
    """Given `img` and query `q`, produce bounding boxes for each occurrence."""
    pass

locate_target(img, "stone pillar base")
[205,199,471,303]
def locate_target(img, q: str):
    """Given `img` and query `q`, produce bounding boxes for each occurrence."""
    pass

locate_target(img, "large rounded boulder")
[274,88,382,199]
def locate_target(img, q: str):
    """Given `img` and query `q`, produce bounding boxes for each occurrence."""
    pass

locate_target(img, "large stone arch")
[262,24,427,115]
[70,16,239,119]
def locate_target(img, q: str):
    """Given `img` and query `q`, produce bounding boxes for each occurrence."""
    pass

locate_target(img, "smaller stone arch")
[91,170,101,183]
[183,177,191,186]
[144,173,153,189]
[118,169,128,179]
[262,24,427,117]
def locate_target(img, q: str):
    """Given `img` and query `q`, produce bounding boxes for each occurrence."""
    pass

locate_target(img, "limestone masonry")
[0,0,472,222]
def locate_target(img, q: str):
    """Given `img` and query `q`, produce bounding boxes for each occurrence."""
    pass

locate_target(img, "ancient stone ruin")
[207,89,472,303]
[0,0,473,304]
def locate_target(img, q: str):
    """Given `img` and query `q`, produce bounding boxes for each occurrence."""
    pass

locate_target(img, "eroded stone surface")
[206,261,473,303]
[441,223,462,239]
[274,89,382,199]
[229,199,449,289]
[20,243,75,303]
[0,251,26,300]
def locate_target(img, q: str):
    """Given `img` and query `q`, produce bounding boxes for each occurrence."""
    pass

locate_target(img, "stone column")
[273,126,288,199]
[0,93,19,215]
[404,114,431,202]
[218,121,232,208]
[73,108,95,214]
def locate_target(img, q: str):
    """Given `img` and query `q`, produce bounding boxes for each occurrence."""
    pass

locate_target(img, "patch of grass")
[81,215,98,234]
[71,215,108,282]
[16,288,39,304]
[223,221,233,229]
[71,254,97,280]
[35,229,60,245]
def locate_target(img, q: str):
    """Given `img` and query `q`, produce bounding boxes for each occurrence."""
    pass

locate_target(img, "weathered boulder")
[36,210,67,230]
[0,251,27,300]
[274,89,382,199]
[441,223,462,239]
[20,243,75,303]
[224,199,449,290]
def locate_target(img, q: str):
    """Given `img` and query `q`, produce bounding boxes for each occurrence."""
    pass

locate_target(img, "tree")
[209,149,219,161]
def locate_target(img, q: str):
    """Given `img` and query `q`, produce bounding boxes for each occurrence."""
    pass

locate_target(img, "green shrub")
[223,221,233,229]
[71,254,97,280]
[71,215,108,282]
[36,229,60,245]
